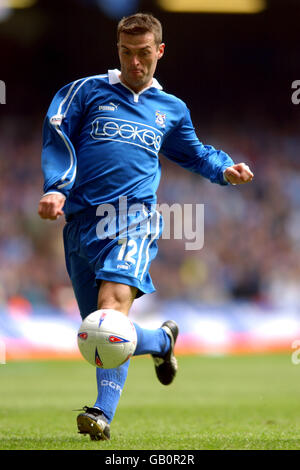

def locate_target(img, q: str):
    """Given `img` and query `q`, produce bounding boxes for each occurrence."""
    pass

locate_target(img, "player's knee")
[97,281,137,314]
[98,298,125,313]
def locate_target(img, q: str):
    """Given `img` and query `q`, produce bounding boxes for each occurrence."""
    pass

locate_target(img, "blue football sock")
[94,360,130,423]
[133,322,171,356]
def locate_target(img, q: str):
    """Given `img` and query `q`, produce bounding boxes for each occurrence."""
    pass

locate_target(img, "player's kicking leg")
[133,319,179,385]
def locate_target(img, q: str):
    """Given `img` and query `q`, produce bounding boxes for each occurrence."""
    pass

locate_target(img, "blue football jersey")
[41,69,234,216]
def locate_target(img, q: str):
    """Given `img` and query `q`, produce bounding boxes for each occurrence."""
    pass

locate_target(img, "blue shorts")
[63,205,163,319]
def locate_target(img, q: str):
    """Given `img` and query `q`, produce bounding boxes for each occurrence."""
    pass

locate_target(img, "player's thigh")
[95,234,158,296]
[95,209,162,295]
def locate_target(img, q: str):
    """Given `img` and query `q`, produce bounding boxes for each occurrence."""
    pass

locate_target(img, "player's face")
[118,32,165,94]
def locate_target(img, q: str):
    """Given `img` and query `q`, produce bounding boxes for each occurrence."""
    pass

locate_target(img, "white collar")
[108,69,163,91]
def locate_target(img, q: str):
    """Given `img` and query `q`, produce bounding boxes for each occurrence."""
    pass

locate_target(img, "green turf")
[0,354,300,450]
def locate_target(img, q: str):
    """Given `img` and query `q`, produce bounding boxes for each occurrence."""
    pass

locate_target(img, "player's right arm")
[38,192,66,220]
[38,78,87,220]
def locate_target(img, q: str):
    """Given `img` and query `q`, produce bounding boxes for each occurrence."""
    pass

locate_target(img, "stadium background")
[1,0,300,360]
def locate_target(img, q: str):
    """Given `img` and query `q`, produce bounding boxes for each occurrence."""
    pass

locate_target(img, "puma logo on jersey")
[98,102,120,111]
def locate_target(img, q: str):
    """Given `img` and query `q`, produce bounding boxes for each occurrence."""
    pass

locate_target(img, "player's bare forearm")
[38,193,66,220]
[224,163,254,185]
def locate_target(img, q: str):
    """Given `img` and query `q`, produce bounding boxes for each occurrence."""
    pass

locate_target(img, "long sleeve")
[160,103,234,185]
[41,79,85,198]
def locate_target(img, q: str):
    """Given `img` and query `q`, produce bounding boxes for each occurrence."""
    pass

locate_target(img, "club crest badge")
[155,111,166,128]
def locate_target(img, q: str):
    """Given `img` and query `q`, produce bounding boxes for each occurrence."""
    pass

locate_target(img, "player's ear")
[157,43,165,60]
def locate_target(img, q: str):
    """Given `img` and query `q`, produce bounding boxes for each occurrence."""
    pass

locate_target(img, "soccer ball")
[77,309,137,369]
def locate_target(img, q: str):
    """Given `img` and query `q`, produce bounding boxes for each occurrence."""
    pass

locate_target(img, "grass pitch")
[0,354,300,450]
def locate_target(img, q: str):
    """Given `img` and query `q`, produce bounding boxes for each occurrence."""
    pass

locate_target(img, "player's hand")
[224,163,254,185]
[38,193,66,220]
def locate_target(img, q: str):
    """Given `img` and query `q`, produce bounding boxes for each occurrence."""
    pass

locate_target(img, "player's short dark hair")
[117,13,163,46]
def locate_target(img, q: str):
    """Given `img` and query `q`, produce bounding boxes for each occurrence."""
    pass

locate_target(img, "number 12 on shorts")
[117,239,137,264]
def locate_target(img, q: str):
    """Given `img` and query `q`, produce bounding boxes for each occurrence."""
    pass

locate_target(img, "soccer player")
[38,13,254,441]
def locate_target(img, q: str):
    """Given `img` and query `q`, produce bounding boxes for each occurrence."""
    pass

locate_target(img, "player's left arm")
[160,103,254,186]
[223,162,254,185]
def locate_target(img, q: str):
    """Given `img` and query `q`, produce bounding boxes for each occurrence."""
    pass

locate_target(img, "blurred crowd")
[1,112,300,316]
